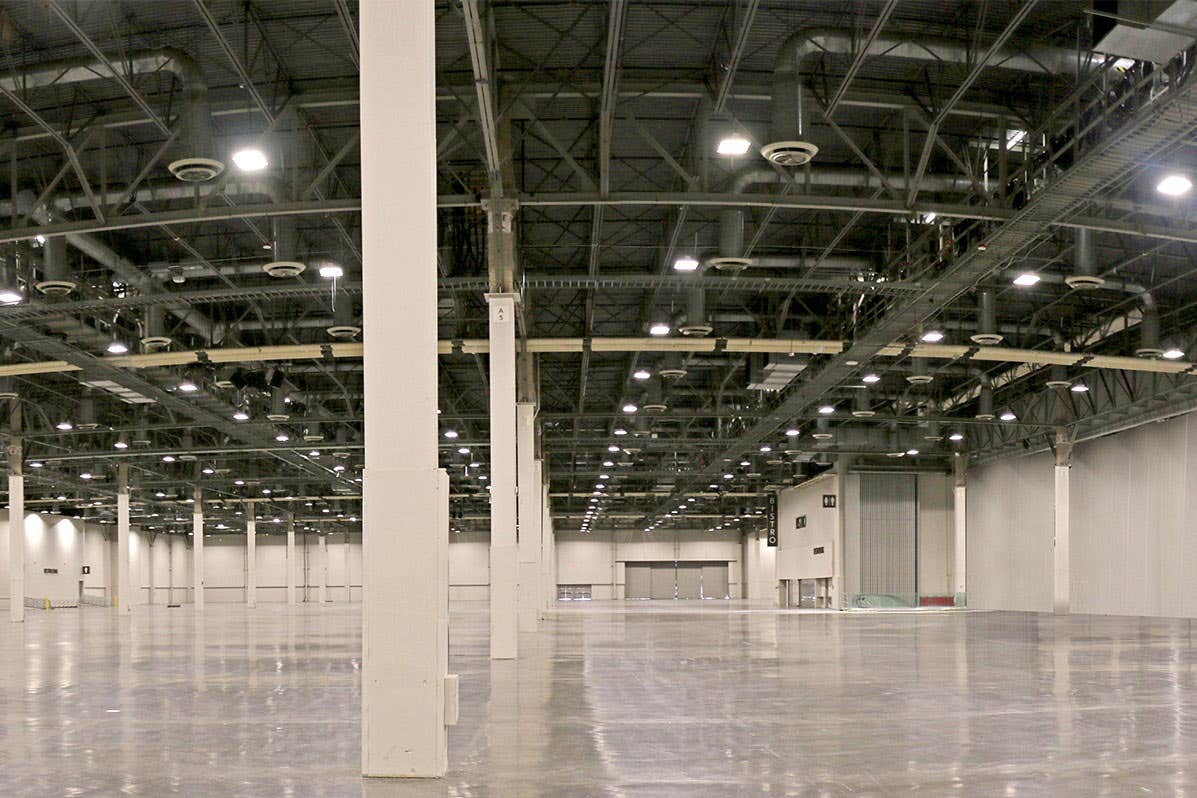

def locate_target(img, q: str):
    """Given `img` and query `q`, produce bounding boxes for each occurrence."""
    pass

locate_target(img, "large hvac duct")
[1066,228,1104,289]
[36,235,75,295]
[678,286,712,337]
[970,289,1002,345]
[0,48,222,182]
[764,29,1081,167]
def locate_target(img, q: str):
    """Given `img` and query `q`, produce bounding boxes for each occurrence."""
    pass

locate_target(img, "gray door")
[650,563,676,599]
[625,564,651,599]
[859,473,918,595]
[676,564,702,599]
[700,563,729,598]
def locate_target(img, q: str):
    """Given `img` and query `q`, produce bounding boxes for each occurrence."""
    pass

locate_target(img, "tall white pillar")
[286,516,297,606]
[192,485,204,610]
[488,293,518,659]
[318,532,328,603]
[361,0,451,778]
[516,403,541,631]
[117,464,132,613]
[8,414,22,623]
[1053,463,1070,615]
[246,509,257,608]
[952,453,967,607]
[541,481,555,611]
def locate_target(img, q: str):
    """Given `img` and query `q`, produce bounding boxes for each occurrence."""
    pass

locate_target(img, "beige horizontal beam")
[0,338,1189,382]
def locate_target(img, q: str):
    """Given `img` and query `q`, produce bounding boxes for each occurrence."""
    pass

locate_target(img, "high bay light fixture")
[1157,174,1192,197]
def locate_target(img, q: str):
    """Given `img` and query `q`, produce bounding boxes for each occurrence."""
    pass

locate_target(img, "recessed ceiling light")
[862,373,881,384]
[106,339,129,354]
[1070,383,1089,393]
[948,432,964,442]
[1162,347,1185,360]
[633,368,651,380]
[999,410,1017,422]
[1157,174,1192,197]
[443,430,458,439]
[818,404,835,415]
[785,428,800,437]
[1013,272,1040,287]
[673,255,699,272]
[319,263,344,279]
[56,420,73,431]
[920,329,945,343]
[177,378,199,393]
[649,321,671,336]
[622,403,638,414]
[232,147,268,172]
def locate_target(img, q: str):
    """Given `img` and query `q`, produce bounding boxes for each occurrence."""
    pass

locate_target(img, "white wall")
[0,511,106,607]
[555,529,743,600]
[967,452,1054,612]
[449,530,490,601]
[742,530,777,602]
[776,473,838,582]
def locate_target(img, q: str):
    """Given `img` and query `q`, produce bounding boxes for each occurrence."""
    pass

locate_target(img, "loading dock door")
[676,564,702,599]
[625,563,651,599]
[650,564,677,599]
[701,564,729,598]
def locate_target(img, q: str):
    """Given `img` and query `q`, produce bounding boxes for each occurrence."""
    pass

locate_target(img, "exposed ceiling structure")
[1,1,1196,539]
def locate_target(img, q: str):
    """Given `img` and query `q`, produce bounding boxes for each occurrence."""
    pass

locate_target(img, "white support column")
[192,485,204,611]
[360,0,451,778]
[117,464,132,613]
[541,480,554,611]
[246,507,257,608]
[1053,463,1071,615]
[286,515,297,606]
[952,453,967,607]
[8,400,23,622]
[516,403,541,631]
[318,532,328,604]
[831,456,851,610]
[488,293,518,659]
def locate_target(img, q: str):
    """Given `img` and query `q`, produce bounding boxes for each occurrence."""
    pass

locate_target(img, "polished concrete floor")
[3,601,1197,795]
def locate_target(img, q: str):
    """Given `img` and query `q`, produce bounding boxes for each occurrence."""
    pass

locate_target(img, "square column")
[516,403,541,631]
[488,293,518,659]
[952,453,967,607]
[192,486,204,611]
[117,465,132,613]
[360,0,452,779]
[318,532,328,603]
[246,509,257,608]
[1053,464,1070,614]
[8,474,22,623]
[541,481,555,611]
[286,516,297,606]
[8,402,22,623]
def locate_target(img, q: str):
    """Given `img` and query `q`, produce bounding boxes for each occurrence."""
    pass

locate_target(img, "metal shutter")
[859,473,917,595]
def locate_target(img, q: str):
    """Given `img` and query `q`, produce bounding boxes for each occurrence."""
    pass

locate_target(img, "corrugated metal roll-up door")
[650,563,677,599]
[676,564,702,599]
[701,563,729,598]
[859,473,918,595]
[625,563,651,599]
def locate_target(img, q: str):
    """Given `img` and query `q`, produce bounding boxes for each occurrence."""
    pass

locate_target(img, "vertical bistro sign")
[766,492,779,547]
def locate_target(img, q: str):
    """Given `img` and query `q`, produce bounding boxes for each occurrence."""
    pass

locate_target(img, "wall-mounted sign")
[795,515,807,529]
[766,493,778,547]
[822,494,837,508]
[81,566,90,575]
[813,546,825,555]
[43,568,58,575]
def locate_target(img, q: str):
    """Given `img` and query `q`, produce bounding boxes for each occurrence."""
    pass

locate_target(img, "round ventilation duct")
[141,306,172,350]
[658,353,687,380]
[976,385,995,420]
[851,390,875,417]
[1136,304,1164,358]
[762,62,817,166]
[709,210,750,272]
[326,297,361,339]
[678,287,712,336]
[263,215,305,277]
[267,385,290,421]
[969,289,1003,345]
[163,49,224,182]
[1064,228,1105,290]
[36,235,75,295]
[906,357,932,385]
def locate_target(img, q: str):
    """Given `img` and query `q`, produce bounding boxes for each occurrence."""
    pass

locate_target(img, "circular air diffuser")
[35,280,76,296]
[1064,275,1105,290]
[168,157,224,183]
[851,409,876,418]
[326,324,362,339]
[678,321,713,337]
[141,335,172,351]
[642,401,667,413]
[709,257,751,272]
[969,332,1003,345]
[1136,345,1164,358]
[658,366,687,380]
[760,141,818,167]
[906,374,933,385]
[263,261,305,278]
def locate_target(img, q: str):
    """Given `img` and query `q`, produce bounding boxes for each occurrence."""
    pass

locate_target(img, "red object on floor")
[919,596,955,607]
